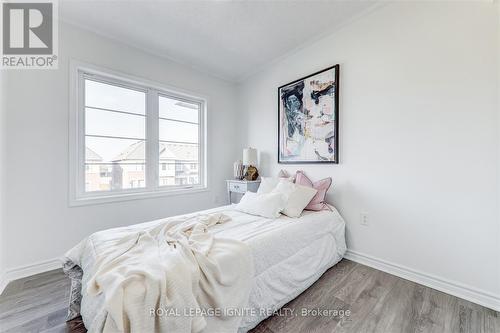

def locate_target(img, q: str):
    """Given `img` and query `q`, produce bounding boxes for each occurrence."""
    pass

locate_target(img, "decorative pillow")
[295,171,332,211]
[278,169,296,182]
[277,169,289,178]
[271,180,317,218]
[235,191,286,219]
[257,176,292,194]
[257,177,280,194]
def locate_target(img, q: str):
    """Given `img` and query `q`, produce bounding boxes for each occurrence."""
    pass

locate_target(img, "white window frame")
[69,61,208,206]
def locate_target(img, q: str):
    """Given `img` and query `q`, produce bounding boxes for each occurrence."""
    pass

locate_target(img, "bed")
[64,204,346,332]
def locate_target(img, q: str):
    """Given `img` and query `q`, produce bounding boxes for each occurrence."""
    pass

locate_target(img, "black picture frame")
[278,64,340,164]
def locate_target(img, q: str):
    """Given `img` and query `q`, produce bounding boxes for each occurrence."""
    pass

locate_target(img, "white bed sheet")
[77,205,346,332]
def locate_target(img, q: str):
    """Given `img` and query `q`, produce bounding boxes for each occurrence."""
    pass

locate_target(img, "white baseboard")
[345,250,500,312]
[0,258,62,295]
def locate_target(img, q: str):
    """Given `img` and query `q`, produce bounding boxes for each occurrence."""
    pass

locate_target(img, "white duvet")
[64,204,347,333]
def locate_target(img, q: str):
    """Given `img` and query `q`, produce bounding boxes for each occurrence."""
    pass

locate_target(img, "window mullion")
[146,89,159,190]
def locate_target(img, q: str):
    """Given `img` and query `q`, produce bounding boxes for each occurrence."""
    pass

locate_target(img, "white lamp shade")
[243,148,258,166]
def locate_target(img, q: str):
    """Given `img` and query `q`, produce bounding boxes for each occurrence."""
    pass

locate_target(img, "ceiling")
[60,1,378,82]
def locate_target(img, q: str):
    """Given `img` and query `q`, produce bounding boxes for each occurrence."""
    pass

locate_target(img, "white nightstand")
[226,179,261,204]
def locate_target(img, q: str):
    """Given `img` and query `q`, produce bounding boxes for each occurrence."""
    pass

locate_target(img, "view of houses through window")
[83,76,201,193]
[158,94,200,188]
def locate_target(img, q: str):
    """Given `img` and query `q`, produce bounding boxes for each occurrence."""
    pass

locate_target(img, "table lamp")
[243,147,259,181]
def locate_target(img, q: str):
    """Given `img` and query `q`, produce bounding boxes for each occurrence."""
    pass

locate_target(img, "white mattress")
[77,205,347,332]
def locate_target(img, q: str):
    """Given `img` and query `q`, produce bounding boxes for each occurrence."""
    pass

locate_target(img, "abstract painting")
[278,65,339,164]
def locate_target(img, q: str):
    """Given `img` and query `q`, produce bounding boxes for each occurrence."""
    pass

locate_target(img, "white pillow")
[257,177,280,194]
[235,191,286,219]
[257,176,292,194]
[271,181,317,218]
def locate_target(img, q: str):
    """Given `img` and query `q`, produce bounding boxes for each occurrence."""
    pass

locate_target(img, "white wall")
[237,1,500,300]
[3,23,238,271]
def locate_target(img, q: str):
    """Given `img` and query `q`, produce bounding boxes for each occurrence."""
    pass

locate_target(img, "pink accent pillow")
[295,171,332,211]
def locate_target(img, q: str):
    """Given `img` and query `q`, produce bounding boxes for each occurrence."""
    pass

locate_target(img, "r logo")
[2,2,53,54]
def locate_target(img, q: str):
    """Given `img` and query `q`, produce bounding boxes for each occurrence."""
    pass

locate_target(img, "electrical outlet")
[360,212,369,226]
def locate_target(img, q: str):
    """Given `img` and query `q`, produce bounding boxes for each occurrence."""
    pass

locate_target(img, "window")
[70,63,206,205]
[159,95,201,188]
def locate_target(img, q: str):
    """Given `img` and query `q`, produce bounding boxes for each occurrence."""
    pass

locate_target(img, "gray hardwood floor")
[0,259,498,333]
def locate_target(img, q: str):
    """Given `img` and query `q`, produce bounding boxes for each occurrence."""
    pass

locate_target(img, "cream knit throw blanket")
[81,213,253,333]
